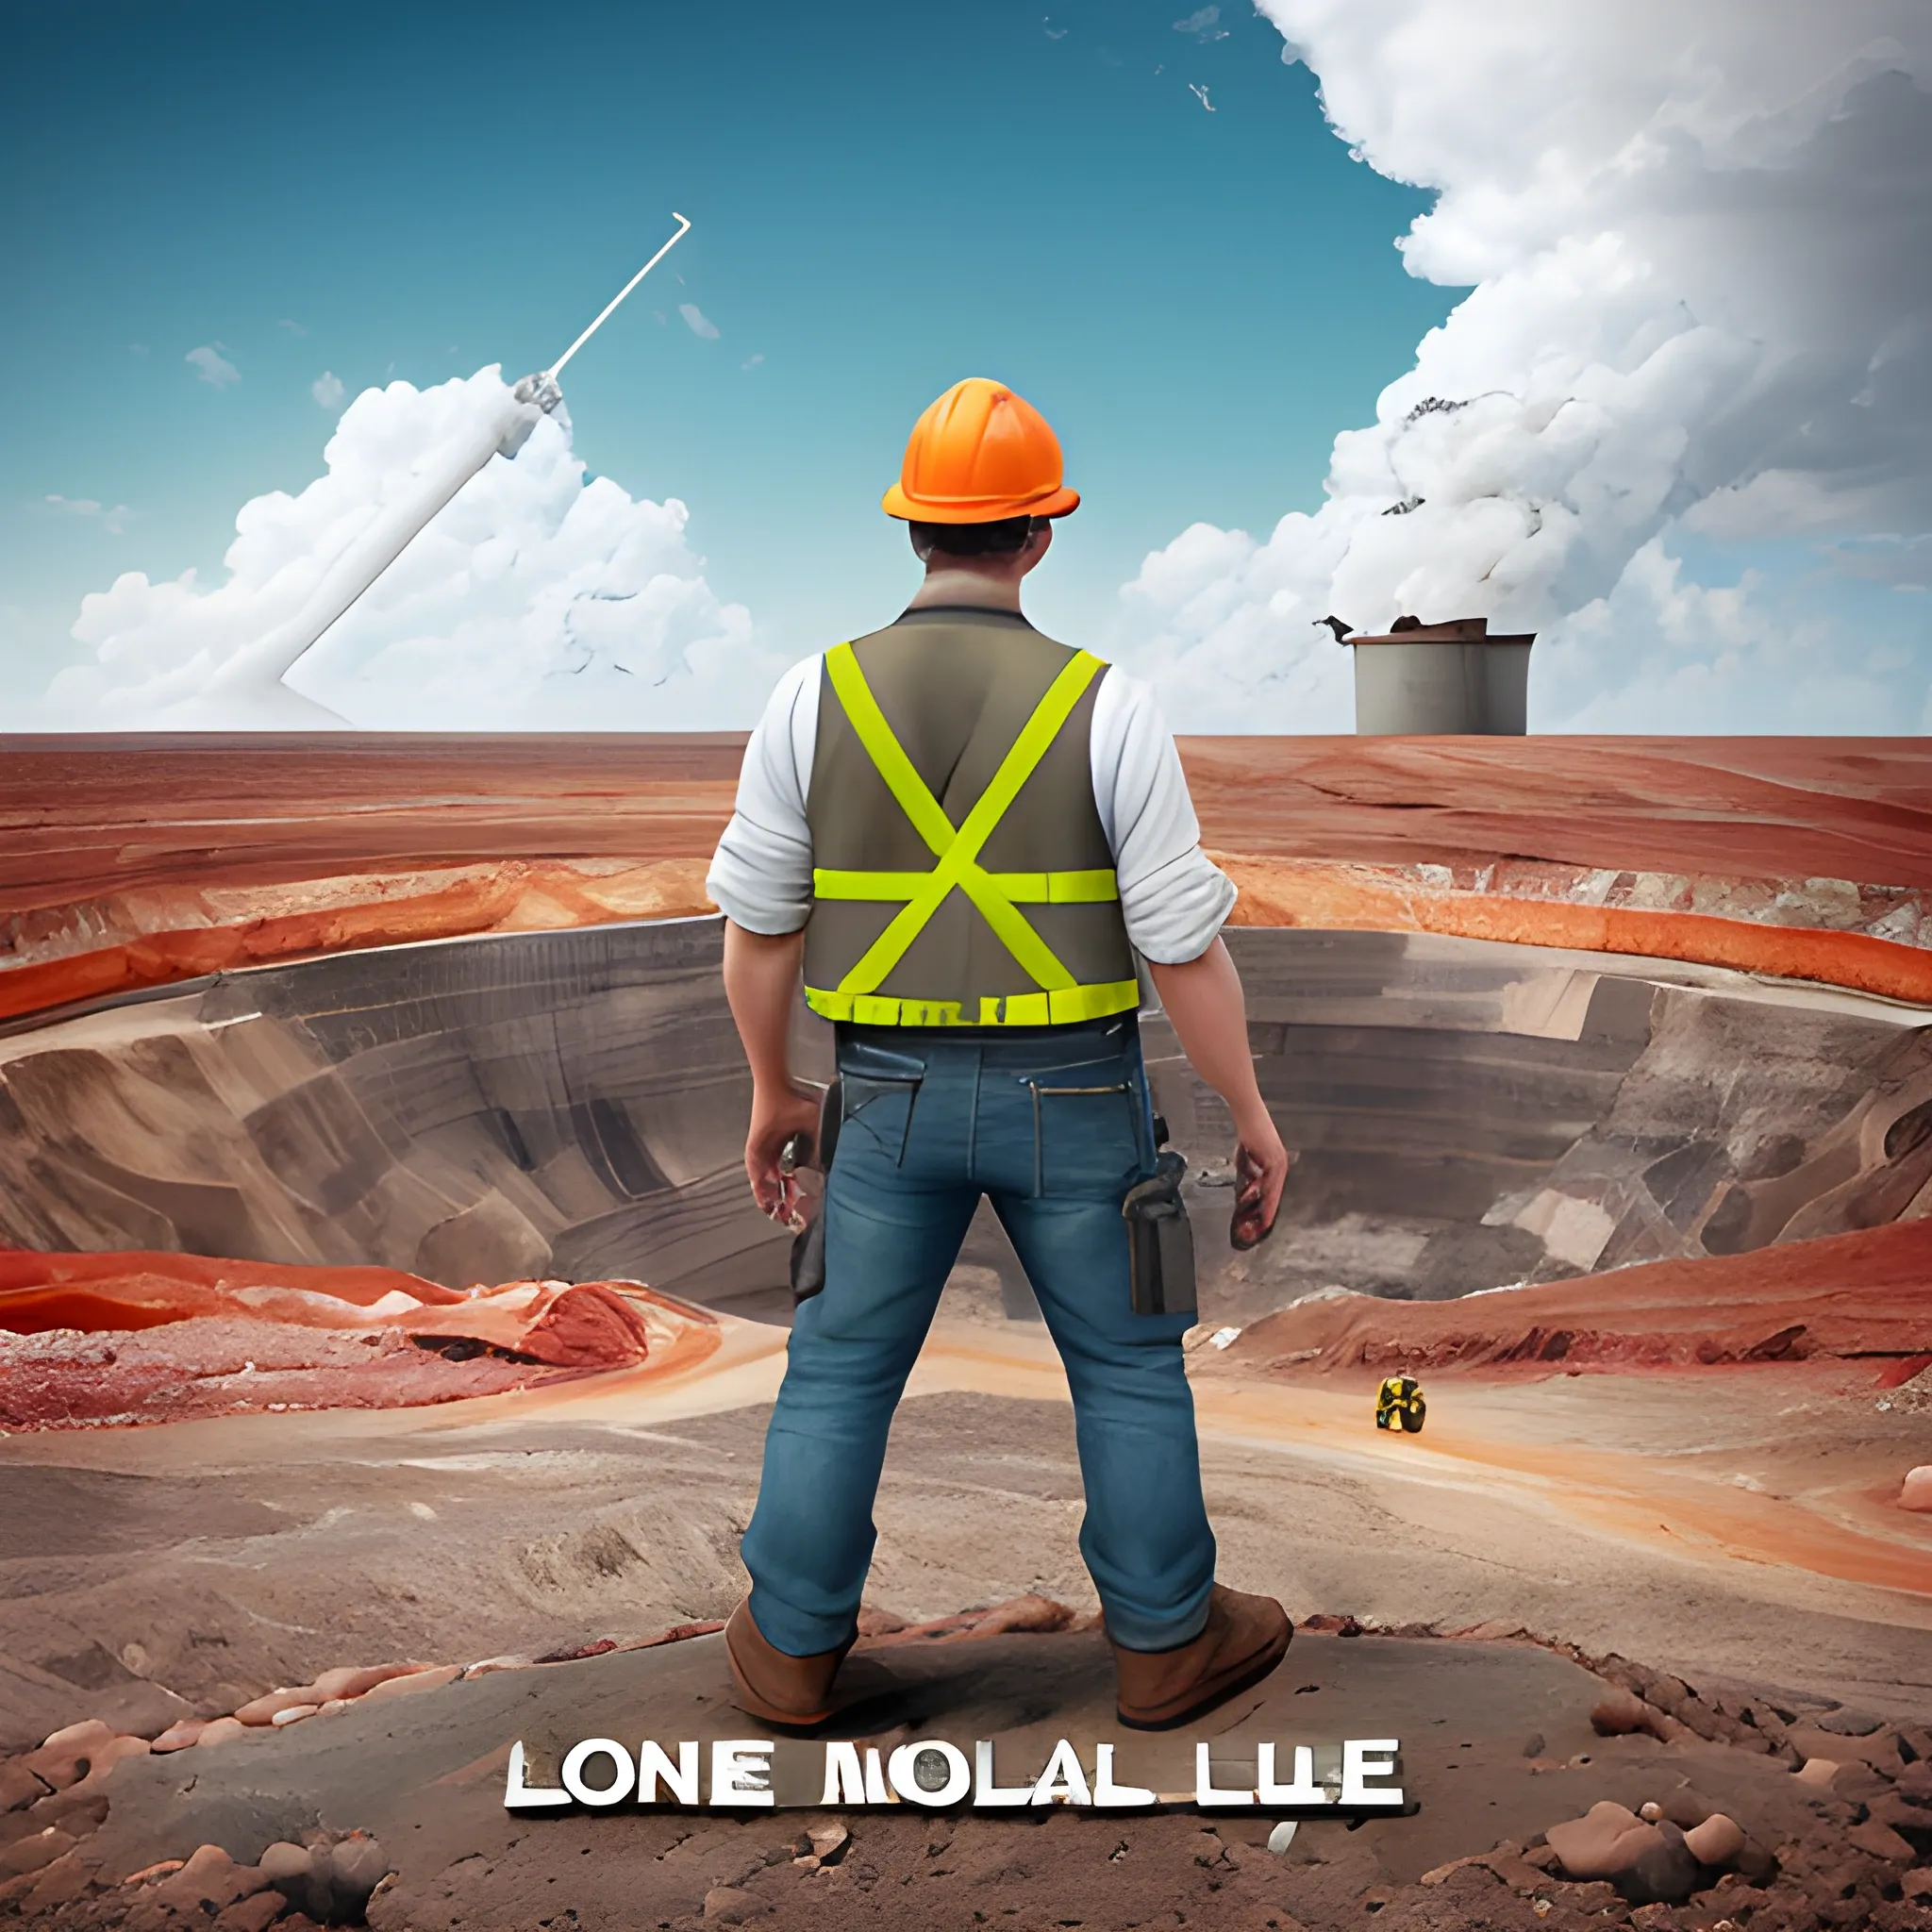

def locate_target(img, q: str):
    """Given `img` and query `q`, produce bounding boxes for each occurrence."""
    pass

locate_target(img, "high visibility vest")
[802,610,1140,1027]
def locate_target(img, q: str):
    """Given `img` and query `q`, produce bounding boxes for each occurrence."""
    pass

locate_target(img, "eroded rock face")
[0,858,717,1025]
[5,923,1930,1325]
[0,922,791,1317]
[1218,1221,1932,1377]
[1216,856,1932,1003]
[7,736,1929,1018]
[1151,929,1932,1313]
[6,738,1932,1329]
[0,1252,707,1430]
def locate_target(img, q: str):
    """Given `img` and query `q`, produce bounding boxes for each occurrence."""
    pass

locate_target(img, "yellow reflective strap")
[946,651,1105,874]
[995,991,1052,1026]
[809,978,1139,1028]
[829,648,1108,998]
[815,866,1119,904]
[812,868,933,900]
[838,858,975,994]
[902,653,1106,990]
[1053,870,1120,904]
[986,869,1120,904]
[960,883,1075,988]
[824,644,957,859]
[1049,978,1141,1023]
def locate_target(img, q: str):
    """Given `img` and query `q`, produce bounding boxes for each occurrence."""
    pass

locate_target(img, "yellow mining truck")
[1375,1374,1426,1433]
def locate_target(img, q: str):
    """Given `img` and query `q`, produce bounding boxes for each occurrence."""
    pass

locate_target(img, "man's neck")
[906,564,1026,613]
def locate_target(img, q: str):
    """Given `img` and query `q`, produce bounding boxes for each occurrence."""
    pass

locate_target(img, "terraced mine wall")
[6,733,1931,1323]
[2,917,1925,1324]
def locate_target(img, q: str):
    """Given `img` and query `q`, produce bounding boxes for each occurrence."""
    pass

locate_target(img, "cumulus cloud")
[185,343,240,388]
[1114,0,1932,730]
[311,370,345,409]
[678,303,721,340]
[43,366,776,730]
[1532,538,1911,734]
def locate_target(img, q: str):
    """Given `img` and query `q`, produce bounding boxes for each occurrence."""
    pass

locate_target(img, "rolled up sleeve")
[1091,668,1236,964]
[705,657,820,935]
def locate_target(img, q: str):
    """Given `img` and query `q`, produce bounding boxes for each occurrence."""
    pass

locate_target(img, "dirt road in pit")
[911,1326,1932,1596]
[1,1311,1925,1749]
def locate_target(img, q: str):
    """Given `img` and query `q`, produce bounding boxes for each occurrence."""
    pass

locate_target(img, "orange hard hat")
[882,377,1080,524]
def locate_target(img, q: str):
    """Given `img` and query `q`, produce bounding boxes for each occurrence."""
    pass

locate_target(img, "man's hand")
[746,1084,823,1223]
[1231,1108,1291,1249]
[1147,938,1294,1248]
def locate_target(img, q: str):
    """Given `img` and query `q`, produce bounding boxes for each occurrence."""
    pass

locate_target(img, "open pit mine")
[0,731,1928,1932]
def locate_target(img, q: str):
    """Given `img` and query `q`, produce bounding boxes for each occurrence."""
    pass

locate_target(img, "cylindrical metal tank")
[1349,617,1535,734]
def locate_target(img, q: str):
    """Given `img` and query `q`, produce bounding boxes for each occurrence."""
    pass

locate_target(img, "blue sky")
[2,0,1458,692]
[9,2,1926,735]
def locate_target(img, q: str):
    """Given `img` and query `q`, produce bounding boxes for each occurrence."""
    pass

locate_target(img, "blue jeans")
[740,1013,1217,1656]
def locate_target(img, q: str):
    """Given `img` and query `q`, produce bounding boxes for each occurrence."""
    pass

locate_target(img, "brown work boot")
[724,1600,853,1728]
[1111,1584,1291,1730]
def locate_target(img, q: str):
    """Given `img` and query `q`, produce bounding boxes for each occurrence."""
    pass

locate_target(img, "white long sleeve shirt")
[706,644,1236,965]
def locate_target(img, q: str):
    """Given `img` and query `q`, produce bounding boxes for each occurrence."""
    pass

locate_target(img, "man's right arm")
[706,657,820,937]
[708,659,824,1217]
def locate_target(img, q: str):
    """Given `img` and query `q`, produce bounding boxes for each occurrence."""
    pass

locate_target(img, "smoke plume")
[1114,0,1932,730]
[46,367,772,730]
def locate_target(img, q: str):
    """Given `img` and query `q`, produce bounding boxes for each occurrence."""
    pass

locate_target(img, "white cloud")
[42,365,776,730]
[278,319,308,336]
[678,303,721,341]
[1174,7,1219,29]
[311,370,345,409]
[1535,539,1908,734]
[45,495,131,537]
[185,343,241,388]
[741,353,765,370]
[1113,1,1932,731]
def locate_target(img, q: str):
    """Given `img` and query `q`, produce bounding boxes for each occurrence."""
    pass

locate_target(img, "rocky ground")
[0,1346,1926,1928]
[0,1613,1928,1931]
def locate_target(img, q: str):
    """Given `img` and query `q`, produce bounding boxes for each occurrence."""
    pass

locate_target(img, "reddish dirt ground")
[0,1250,721,1429]
[1220,1221,1932,1377]
[6,735,1932,1020]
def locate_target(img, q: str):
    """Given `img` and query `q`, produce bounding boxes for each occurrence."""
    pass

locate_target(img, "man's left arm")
[1096,671,1291,1231]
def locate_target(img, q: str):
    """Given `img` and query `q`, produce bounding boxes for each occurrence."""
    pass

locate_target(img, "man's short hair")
[908,514,1041,559]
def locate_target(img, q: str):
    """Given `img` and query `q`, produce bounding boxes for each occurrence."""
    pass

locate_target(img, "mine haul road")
[0,1307,1924,1752]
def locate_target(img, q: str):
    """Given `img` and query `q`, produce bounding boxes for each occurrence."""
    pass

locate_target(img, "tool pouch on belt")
[1123,1148,1195,1318]
[788,1078,842,1307]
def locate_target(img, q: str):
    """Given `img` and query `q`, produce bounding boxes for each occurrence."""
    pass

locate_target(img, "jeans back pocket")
[1022,1070,1141,1197]
[838,1041,927,1168]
